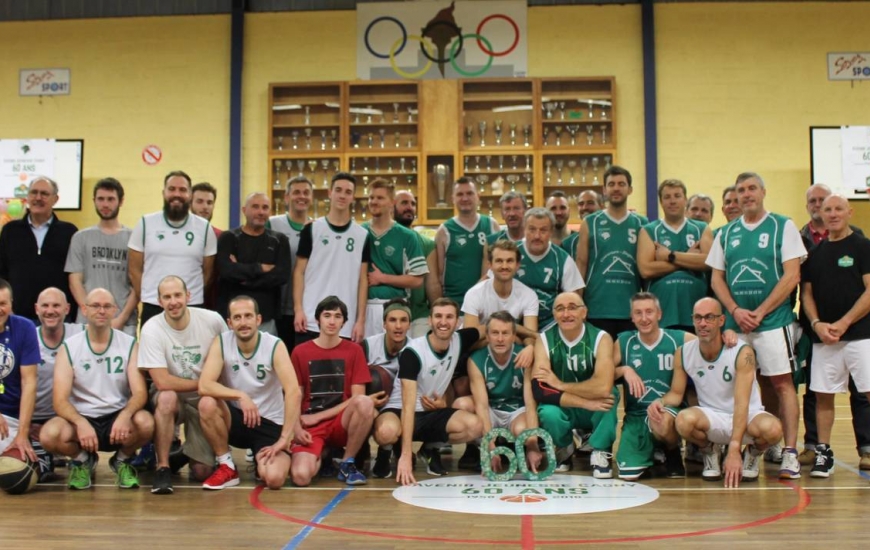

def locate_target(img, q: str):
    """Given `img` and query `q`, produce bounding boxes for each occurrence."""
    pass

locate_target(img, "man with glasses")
[0,177,78,323]
[650,297,782,488]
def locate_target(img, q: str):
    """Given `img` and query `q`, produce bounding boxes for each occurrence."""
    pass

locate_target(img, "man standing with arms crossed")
[706,172,806,479]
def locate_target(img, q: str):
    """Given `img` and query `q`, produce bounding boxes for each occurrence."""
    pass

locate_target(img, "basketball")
[0,448,38,495]
[366,365,395,399]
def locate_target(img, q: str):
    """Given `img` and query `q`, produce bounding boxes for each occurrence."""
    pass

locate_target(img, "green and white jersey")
[64,329,136,418]
[219,331,284,425]
[706,213,806,332]
[560,232,580,260]
[486,228,521,246]
[34,323,84,421]
[362,332,405,377]
[363,221,428,300]
[682,338,762,415]
[410,231,435,322]
[643,219,708,328]
[517,241,585,328]
[441,215,498,304]
[617,329,687,416]
[268,214,307,315]
[541,322,605,384]
[469,344,524,413]
[128,212,217,305]
[584,210,649,320]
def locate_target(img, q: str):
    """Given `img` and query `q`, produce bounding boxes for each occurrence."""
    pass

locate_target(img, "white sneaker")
[779,448,801,479]
[701,445,722,481]
[742,445,761,481]
[590,450,613,479]
[555,443,575,472]
[764,442,783,464]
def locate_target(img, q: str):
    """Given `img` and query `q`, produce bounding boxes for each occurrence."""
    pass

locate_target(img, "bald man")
[40,288,154,490]
[217,192,292,335]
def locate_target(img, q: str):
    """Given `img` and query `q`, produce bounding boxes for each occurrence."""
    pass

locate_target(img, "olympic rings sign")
[363,13,522,79]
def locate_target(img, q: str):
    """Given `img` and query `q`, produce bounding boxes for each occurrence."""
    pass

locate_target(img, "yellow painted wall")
[0,15,230,229]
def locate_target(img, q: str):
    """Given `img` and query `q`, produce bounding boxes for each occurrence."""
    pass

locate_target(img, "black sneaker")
[168,439,189,474]
[372,447,393,479]
[151,466,174,495]
[420,446,448,476]
[665,447,686,479]
[458,444,481,472]
[810,445,834,478]
[355,443,371,471]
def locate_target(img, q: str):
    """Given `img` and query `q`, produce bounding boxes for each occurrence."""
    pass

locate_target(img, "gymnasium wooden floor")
[3,393,867,549]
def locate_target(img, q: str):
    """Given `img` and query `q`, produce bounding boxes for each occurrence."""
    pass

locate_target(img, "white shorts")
[694,406,771,445]
[0,414,20,455]
[489,407,526,431]
[410,318,430,338]
[810,340,870,394]
[365,300,387,339]
[744,324,797,377]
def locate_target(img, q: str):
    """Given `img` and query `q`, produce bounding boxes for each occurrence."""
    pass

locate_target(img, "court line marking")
[833,458,870,481]
[283,488,350,549]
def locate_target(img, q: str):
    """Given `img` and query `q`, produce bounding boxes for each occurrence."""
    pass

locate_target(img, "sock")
[117,450,131,462]
[217,452,236,470]
[74,450,89,463]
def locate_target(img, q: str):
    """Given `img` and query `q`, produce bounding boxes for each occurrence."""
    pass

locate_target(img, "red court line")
[250,480,811,546]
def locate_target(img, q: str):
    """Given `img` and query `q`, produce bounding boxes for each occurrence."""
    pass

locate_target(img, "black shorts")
[381,407,458,444]
[84,410,124,453]
[227,405,283,456]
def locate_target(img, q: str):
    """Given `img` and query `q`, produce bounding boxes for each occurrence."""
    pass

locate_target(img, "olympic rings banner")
[357,0,527,80]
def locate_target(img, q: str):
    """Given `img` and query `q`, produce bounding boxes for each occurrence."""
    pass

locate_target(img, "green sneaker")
[116,460,141,489]
[68,461,92,490]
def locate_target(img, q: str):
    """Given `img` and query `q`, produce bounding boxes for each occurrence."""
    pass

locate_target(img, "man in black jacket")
[216,192,291,335]
[0,177,77,322]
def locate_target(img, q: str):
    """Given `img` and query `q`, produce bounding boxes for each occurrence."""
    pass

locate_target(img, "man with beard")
[576,166,649,338]
[217,192,291,336]
[394,190,438,338]
[362,179,427,338]
[66,178,138,335]
[578,190,604,219]
[687,194,715,225]
[268,176,313,352]
[0,177,77,323]
[128,171,217,328]
[546,191,574,247]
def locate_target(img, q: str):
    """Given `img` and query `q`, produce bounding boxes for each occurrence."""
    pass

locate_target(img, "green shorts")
[616,407,679,476]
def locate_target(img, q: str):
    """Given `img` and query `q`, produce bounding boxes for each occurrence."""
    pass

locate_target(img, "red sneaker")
[202,463,240,490]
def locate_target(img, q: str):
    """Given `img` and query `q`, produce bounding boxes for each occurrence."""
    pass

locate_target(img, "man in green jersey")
[576,166,649,338]
[637,179,713,332]
[394,190,439,338]
[546,191,574,247]
[613,292,695,480]
[529,292,618,478]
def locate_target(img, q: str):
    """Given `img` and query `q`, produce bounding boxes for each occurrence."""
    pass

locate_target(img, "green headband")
[383,302,412,322]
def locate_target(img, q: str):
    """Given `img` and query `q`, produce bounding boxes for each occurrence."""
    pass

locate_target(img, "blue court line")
[283,488,352,549]
[834,458,870,481]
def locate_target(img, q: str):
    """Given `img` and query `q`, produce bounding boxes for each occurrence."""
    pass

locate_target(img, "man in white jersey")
[391,298,485,485]
[198,296,301,490]
[138,275,228,495]
[66,178,138,335]
[40,289,153,490]
[651,297,782,488]
[128,170,218,328]
[268,175,313,352]
[32,287,83,481]
[706,172,806,479]
[293,172,370,343]
[363,179,427,338]
[367,298,412,479]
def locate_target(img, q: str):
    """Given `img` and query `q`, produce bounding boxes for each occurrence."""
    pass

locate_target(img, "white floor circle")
[392,474,660,516]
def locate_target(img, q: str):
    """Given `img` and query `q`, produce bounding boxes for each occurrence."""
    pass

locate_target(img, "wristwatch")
[667,251,676,263]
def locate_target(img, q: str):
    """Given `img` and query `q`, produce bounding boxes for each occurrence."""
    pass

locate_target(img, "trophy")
[387,160,393,173]
[362,157,369,172]
[559,102,566,120]
[525,155,532,171]
[366,105,373,124]
[433,164,449,207]
[331,129,338,149]
[509,124,517,146]
[600,104,608,120]
[410,158,417,173]
[523,125,531,147]
[351,201,356,217]
[407,106,414,123]
[363,175,370,196]
[274,160,281,189]
[394,131,401,148]
[475,174,489,195]
[478,121,487,147]
[406,136,414,148]
[580,158,588,184]
[304,128,312,150]
[334,160,340,173]
[494,120,503,145]
[556,159,565,185]
[400,158,406,173]
[498,155,505,171]
[297,159,305,176]
[353,110,361,124]
[604,155,612,171]
[367,132,374,148]
[591,157,600,185]
[291,130,299,150]
[506,174,519,193]
[464,156,469,172]
[487,200,494,217]
[474,155,481,171]
[361,203,367,220]
[545,159,553,184]
[554,126,563,147]
[374,157,381,173]
[307,159,318,178]
[511,155,518,170]
[304,105,311,126]
[285,159,293,179]
[566,125,579,146]
[393,103,400,123]
[277,136,283,151]
[380,111,386,124]
[524,173,533,196]
[465,125,474,147]
[320,130,327,151]
[585,125,594,146]
[568,160,577,185]
[379,129,386,149]
[542,126,551,147]
[600,125,608,145]
[406,176,413,191]
[485,155,492,171]
[587,100,595,118]
[321,159,330,189]
[544,102,556,120]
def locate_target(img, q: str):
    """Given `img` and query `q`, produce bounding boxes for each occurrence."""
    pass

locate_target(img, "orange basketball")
[366,364,395,398]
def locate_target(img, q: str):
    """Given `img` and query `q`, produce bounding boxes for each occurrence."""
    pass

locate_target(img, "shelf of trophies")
[268,154,342,216]
[540,77,615,146]
[541,152,612,222]
[460,78,536,152]
[460,153,535,200]
[349,153,420,193]
[348,80,421,152]
[269,82,344,153]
